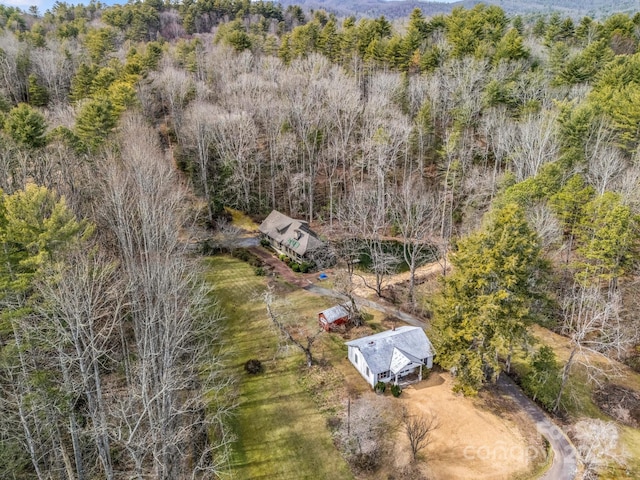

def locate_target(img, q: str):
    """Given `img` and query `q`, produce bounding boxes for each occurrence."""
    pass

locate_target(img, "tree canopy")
[432,203,546,395]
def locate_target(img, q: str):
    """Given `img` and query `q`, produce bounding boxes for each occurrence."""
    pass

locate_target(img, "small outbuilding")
[345,326,435,389]
[318,305,350,331]
[258,210,325,265]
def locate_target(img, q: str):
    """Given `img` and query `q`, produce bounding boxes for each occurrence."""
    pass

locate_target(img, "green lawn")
[204,256,353,480]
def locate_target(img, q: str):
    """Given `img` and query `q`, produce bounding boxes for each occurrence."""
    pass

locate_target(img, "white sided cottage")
[346,326,435,388]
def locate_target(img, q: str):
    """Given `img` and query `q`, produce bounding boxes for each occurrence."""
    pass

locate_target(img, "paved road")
[498,374,578,480]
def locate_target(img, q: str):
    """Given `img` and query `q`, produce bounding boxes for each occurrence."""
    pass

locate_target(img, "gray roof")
[345,326,434,375]
[259,210,324,257]
[319,305,349,323]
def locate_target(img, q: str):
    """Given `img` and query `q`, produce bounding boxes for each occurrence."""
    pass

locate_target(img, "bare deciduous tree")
[339,187,399,298]
[282,55,332,221]
[323,67,361,228]
[212,217,243,253]
[35,249,123,480]
[572,419,627,479]
[183,100,218,224]
[510,111,559,181]
[403,409,439,462]
[527,203,563,251]
[263,288,323,367]
[100,114,233,478]
[30,41,75,105]
[587,146,625,195]
[554,282,637,412]
[0,32,27,103]
[392,181,438,307]
[337,395,399,472]
[151,60,196,134]
[209,109,259,211]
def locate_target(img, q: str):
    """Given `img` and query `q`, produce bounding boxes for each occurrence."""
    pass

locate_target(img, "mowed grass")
[204,256,353,480]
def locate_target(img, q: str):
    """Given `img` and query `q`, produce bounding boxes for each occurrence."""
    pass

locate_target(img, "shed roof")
[259,210,324,257]
[319,305,349,323]
[345,326,434,375]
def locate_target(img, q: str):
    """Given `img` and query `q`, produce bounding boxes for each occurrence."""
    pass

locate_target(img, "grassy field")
[204,256,353,480]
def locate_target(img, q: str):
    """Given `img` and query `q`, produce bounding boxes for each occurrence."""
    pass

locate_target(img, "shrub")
[278,253,287,261]
[260,238,270,247]
[244,359,263,374]
[254,266,266,276]
[291,262,300,272]
[521,346,561,411]
[326,416,342,431]
[390,384,402,397]
[374,381,386,394]
[232,248,250,262]
[199,239,218,255]
[300,262,312,273]
[230,248,264,269]
[350,451,381,472]
[248,256,262,267]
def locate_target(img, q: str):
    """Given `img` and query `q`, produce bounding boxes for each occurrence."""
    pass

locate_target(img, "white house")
[345,326,435,388]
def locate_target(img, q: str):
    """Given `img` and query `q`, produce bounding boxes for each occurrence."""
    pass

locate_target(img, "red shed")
[318,305,350,331]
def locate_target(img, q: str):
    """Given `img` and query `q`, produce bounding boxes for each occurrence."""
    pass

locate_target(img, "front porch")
[395,370,425,387]
[389,347,426,386]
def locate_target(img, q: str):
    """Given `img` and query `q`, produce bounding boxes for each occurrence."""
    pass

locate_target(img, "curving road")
[497,374,578,480]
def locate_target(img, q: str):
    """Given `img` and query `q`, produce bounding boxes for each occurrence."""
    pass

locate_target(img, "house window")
[354,353,358,365]
[379,371,389,379]
[366,366,370,377]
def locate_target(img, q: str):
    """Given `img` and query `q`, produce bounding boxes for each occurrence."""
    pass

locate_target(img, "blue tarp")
[318,272,328,280]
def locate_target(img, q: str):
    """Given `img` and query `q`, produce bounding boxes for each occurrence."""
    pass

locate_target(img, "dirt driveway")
[394,373,545,480]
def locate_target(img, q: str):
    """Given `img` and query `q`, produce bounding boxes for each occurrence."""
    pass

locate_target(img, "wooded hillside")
[0,1,639,478]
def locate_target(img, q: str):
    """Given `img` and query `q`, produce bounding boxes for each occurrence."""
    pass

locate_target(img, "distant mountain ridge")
[278,0,640,19]
[278,0,466,19]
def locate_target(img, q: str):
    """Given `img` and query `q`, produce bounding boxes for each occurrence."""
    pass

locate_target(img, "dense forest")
[0,0,639,478]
